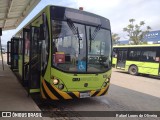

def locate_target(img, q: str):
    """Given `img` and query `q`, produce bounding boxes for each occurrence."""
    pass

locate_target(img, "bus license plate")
[80,92,90,98]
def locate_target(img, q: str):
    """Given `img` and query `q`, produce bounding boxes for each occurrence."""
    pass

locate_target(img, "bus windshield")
[52,20,111,73]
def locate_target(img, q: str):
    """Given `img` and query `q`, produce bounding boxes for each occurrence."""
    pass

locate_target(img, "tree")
[112,33,120,45]
[123,19,151,45]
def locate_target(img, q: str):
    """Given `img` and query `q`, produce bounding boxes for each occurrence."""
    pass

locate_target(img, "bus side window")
[113,48,117,58]
[128,50,140,61]
[141,55,147,61]
[141,51,156,62]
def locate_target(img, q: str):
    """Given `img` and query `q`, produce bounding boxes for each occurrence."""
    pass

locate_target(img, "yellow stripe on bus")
[40,87,46,99]
[72,91,79,98]
[42,80,58,100]
[51,85,72,99]
[96,85,109,96]
[90,91,96,96]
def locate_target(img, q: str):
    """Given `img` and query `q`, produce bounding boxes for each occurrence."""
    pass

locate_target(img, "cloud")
[104,0,160,40]
[1,30,16,45]
[69,0,159,40]
[76,0,121,16]
[1,0,160,44]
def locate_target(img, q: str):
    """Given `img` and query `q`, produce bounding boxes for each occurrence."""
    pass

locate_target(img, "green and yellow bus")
[112,44,160,76]
[7,5,112,100]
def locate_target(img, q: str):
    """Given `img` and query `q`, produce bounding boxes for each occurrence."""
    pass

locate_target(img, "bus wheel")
[129,65,138,75]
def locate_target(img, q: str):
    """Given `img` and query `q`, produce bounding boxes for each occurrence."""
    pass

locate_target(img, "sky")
[1,0,160,45]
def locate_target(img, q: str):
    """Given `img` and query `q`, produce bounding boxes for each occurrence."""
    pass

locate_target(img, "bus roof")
[15,5,110,36]
[113,44,160,48]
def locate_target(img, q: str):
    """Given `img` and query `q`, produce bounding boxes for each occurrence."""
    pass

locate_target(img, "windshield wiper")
[66,18,82,54]
[89,27,92,52]
[89,24,101,52]
[91,24,101,40]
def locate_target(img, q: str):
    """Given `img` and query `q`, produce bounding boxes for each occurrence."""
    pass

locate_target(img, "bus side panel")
[125,61,159,75]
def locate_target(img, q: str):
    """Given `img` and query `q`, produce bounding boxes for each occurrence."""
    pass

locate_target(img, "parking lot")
[108,69,160,111]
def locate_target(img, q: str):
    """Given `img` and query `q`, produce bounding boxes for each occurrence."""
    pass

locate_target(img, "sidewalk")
[0,54,47,119]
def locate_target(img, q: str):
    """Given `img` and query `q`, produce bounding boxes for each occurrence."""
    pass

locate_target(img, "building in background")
[143,30,160,44]
[118,40,129,45]
[118,30,160,45]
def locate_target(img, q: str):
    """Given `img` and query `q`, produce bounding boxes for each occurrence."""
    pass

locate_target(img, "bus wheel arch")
[128,65,138,75]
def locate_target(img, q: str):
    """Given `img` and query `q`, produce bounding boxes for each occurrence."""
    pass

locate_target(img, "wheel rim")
[131,68,136,74]
[130,67,137,75]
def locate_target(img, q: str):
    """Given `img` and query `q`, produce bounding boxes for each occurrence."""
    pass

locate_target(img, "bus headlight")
[58,84,64,90]
[106,78,110,83]
[53,79,59,85]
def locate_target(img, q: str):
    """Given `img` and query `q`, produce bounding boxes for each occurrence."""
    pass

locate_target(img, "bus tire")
[129,65,138,75]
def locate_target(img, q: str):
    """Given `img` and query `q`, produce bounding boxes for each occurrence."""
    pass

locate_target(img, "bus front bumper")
[41,80,109,100]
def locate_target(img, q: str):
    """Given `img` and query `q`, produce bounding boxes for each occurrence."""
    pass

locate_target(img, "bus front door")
[23,28,30,86]
[28,26,41,94]
[7,41,11,65]
[11,37,19,70]
[117,49,127,69]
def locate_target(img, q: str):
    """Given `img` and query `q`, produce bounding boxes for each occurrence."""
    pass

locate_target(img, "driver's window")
[86,26,112,72]
[52,20,86,72]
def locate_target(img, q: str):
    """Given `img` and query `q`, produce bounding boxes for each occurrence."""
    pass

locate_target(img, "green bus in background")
[112,44,160,76]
